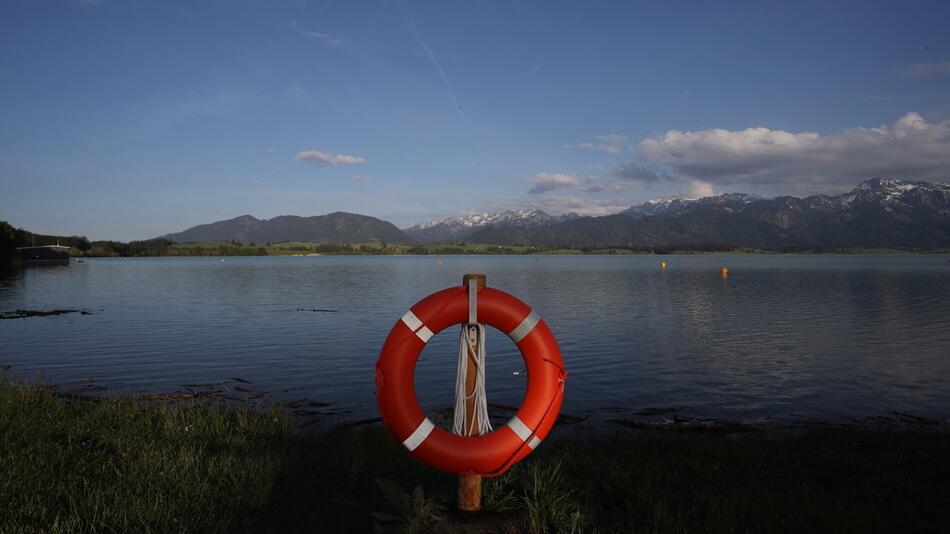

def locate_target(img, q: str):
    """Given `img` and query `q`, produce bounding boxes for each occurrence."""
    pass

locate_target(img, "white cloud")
[901,60,950,78]
[296,150,366,166]
[635,112,950,193]
[595,134,627,145]
[533,171,642,195]
[567,134,627,155]
[685,180,715,198]
[351,174,369,181]
[526,172,582,194]
[521,196,630,216]
[291,21,342,47]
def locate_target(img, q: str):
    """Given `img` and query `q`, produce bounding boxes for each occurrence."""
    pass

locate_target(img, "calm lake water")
[2,255,949,427]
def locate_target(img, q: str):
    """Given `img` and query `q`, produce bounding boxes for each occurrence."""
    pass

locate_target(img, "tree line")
[0,220,275,259]
[1,221,93,265]
[5,219,931,266]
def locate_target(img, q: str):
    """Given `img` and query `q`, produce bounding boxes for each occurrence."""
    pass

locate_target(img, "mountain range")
[162,212,411,245]
[403,209,580,243]
[465,178,950,248]
[159,179,950,249]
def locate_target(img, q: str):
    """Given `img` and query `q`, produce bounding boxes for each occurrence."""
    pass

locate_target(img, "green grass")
[2,379,949,533]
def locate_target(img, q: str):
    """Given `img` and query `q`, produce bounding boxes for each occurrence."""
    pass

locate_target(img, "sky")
[2,0,950,241]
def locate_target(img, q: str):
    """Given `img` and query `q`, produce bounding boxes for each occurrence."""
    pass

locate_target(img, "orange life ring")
[375,285,566,476]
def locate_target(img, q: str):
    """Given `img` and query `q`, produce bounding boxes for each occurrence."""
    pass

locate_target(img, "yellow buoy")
[660,260,668,269]
[720,266,729,277]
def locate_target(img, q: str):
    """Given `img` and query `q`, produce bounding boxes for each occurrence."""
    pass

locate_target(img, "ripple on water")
[1,254,949,425]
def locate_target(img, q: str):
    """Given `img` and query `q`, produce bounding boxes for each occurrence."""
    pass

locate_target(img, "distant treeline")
[167,243,268,256]
[7,228,176,258]
[0,223,263,258]
[83,239,266,257]
[2,221,93,265]
[578,244,742,254]
[2,220,946,265]
[0,221,15,265]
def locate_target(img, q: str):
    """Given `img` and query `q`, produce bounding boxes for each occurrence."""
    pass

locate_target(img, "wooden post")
[458,273,486,512]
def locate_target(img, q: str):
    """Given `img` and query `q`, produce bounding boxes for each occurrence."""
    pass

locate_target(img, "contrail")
[398,0,463,116]
[291,20,342,47]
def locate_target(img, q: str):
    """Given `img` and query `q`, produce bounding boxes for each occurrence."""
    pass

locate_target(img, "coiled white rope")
[453,280,492,436]
[453,324,492,435]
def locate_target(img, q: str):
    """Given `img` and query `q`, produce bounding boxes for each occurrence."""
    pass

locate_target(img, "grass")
[2,379,949,533]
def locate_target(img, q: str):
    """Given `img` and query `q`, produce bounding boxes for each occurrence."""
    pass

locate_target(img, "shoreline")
[3,378,949,532]
[7,375,948,434]
[73,247,950,258]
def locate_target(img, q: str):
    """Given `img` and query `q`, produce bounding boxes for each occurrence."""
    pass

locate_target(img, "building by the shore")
[16,245,70,264]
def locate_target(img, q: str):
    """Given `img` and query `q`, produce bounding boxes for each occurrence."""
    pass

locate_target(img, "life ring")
[375,285,566,476]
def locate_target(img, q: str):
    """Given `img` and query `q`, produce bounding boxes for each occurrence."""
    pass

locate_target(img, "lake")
[2,254,949,428]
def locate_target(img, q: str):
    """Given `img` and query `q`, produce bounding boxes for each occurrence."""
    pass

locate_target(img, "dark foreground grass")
[2,380,949,533]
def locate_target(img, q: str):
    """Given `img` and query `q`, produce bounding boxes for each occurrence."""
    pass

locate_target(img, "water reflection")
[1,254,949,424]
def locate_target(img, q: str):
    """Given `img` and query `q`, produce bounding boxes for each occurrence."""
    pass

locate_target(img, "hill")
[162,212,413,245]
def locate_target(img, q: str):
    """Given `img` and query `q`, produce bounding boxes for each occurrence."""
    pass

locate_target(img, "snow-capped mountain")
[524,178,950,248]
[839,177,950,207]
[153,178,950,249]
[406,178,950,247]
[623,178,950,227]
[622,193,761,218]
[468,178,950,249]
[620,197,682,217]
[404,209,579,243]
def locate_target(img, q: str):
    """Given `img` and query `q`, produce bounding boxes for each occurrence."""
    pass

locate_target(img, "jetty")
[16,245,70,265]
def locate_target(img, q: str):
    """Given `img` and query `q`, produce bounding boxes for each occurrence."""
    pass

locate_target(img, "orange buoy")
[720,266,729,277]
[375,285,566,477]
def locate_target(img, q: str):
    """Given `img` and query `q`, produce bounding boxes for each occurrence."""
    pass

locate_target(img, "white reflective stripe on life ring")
[402,417,435,451]
[507,415,541,450]
[401,310,434,343]
[401,310,423,331]
[415,326,433,343]
[508,310,540,343]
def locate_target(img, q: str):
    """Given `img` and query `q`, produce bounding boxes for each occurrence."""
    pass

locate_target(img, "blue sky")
[2,0,950,240]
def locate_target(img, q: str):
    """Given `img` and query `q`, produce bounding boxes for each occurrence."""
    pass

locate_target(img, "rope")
[453,279,492,436]
[474,356,566,477]
[453,324,492,435]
